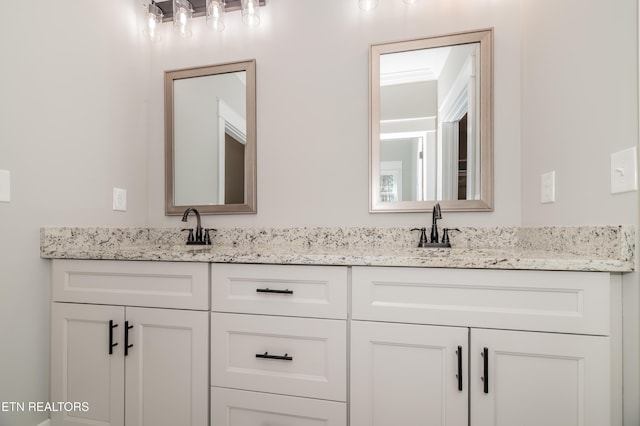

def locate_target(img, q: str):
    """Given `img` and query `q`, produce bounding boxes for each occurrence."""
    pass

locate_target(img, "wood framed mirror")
[370,29,493,212]
[165,59,257,215]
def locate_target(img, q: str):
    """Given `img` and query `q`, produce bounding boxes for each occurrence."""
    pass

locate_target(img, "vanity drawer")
[211,264,347,319]
[352,266,614,335]
[52,259,209,310]
[211,312,347,401]
[210,387,346,426]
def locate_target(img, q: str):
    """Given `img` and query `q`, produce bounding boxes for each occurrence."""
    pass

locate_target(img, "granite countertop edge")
[39,242,635,273]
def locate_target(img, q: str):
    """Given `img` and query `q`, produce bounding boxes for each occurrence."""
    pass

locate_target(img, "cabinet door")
[211,387,346,426]
[470,328,610,426]
[350,321,468,426]
[51,303,125,426]
[124,307,209,426]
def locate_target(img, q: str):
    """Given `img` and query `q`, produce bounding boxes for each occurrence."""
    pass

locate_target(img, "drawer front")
[352,267,613,335]
[210,387,346,426]
[211,313,347,401]
[211,264,347,319]
[52,259,209,310]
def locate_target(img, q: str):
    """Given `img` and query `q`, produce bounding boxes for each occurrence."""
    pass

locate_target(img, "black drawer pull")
[109,320,118,355]
[256,288,294,295]
[255,352,293,361]
[482,347,489,393]
[125,321,134,356]
[456,345,463,391]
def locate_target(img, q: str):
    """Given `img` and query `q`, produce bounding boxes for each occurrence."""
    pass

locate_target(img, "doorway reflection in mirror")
[379,42,480,203]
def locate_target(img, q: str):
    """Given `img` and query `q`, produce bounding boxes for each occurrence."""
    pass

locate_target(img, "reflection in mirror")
[165,60,257,215]
[370,29,493,212]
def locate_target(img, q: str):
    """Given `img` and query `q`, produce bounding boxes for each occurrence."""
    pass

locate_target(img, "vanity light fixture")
[146,0,266,36]
[206,0,225,31]
[147,2,164,41]
[173,0,194,37]
[241,0,260,27]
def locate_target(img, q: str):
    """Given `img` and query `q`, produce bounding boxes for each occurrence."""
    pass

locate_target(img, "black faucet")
[181,207,212,245]
[430,202,442,243]
[411,203,458,248]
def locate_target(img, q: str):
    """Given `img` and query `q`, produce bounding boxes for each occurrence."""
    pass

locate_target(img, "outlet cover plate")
[113,187,127,211]
[0,170,10,202]
[611,147,638,194]
[540,171,555,204]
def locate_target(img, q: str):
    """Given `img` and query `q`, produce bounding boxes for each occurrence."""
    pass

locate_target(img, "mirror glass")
[370,29,493,212]
[165,59,257,215]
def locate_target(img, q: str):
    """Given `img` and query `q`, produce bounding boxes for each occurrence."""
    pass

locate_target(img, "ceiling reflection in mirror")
[370,30,493,212]
[165,60,256,215]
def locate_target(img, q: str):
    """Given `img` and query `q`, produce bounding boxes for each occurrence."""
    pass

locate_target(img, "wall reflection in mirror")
[165,60,257,215]
[370,30,493,212]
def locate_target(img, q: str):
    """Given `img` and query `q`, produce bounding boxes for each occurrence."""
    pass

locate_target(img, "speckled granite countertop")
[40,226,635,272]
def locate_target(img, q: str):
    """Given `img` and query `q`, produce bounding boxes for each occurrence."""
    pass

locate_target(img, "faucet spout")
[430,203,442,243]
[181,207,203,244]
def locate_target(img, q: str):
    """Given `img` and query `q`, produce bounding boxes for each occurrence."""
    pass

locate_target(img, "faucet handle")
[203,228,217,245]
[441,228,461,245]
[181,228,195,243]
[410,227,429,248]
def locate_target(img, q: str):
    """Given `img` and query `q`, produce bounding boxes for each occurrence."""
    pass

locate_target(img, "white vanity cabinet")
[50,260,209,426]
[210,263,349,426]
[47,254,625,426]
[350,266,622,426]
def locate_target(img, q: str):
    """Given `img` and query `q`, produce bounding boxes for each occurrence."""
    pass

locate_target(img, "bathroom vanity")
[41,226,634,426]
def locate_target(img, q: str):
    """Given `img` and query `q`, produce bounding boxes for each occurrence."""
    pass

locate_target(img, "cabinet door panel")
[471,329,610,426]
[124,307,209,426]
[51,303,125,426]
[350,321,468,426]
[211,387,346,426]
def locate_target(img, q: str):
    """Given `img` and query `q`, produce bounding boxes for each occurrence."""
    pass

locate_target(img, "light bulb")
[206,0,226,32]
[359,0,379,10]
[241,0,260,27]
[173,0,193,38]
[146,3,163,42]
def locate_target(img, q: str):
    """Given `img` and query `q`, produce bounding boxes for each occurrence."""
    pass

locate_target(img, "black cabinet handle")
[256,288,294,295]
[125,321,134,356]
[482,347,489,393]
[456,345,463,391]
[255,352,293,361]
[109,320,118,355]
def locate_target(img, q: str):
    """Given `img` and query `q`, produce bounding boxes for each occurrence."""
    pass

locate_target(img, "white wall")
[0,2,149,425]
[147,0,524,227]
[521,0,638,226]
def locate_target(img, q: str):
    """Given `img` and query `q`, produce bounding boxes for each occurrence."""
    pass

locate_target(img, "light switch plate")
[540,171,555,204]
[0,169,10,202]
[113,187,127,211]
[611,147,638,194]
